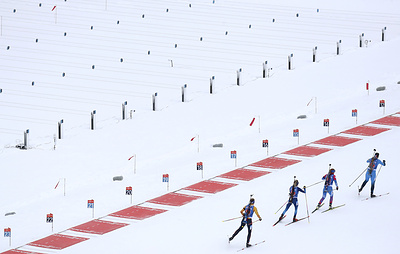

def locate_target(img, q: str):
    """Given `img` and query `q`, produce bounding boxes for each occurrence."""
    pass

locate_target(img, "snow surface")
[1,0,400,253]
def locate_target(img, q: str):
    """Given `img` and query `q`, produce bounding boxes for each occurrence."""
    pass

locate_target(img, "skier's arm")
[240,207,245,216]
[254,207,262,220]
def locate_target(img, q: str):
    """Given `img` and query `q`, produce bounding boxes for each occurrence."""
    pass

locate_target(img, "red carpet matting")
[69,220,128,235]
[283,146,332,157]
[183,180,237,193]
[341,125,390,136]
[218,168,270,181]
[249,157,301,169]
[27,234,89,250]
[109,205,167,220]
[147,193,203,206]
[370,116,400,127]
[1,250,43,254]
[313,135,362,146]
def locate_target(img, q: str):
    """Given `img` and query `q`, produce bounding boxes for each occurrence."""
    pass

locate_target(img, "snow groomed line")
[3,113,399,254]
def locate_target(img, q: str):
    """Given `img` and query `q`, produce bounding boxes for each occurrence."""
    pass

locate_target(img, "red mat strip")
[219,168,270,181]
[183,180,237,194]
[313,135,362,146]
[249,157,301,169]
[370,116,400,126]
[109,206,167,220]
[342,125,390,136]
[28,234,89,250]
[1,250,44,254]
[283,146,332,157]
[147,193,202,206]
[69,220,128,235]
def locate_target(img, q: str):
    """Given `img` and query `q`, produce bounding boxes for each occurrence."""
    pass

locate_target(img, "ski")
[272,215,286,227]
[237,240,266,252]
[284,216,309,226]
[362,192,389,201]
[321,204,345,213]
[311,203,324,213]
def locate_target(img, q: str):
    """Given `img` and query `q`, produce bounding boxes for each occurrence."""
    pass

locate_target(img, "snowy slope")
[0,0,399,253]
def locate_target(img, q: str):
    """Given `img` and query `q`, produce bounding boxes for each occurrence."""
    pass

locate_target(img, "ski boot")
[246,243,252,248]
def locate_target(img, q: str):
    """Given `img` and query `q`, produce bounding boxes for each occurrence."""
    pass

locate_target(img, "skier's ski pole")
[222,216,242,222]
[274,201,288,214]
[376,164,384,179]
[253,219,262,224]
[306,180,323,188]
[304,188,310,223]
[349,167,368,187]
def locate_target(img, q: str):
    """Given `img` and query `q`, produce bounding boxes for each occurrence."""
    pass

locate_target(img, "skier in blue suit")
[316,168,338,209]
[279,180,306,222]
[359,153,386,197]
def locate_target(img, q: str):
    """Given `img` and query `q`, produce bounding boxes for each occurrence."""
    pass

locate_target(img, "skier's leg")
[370,171,376,196]
[329,189,334,207]
[318,189,327,205]
[359,173,370,192]
[280,202,292,218]
[230,219,245,240]
[246,219,252,245]
[293,200,299,220]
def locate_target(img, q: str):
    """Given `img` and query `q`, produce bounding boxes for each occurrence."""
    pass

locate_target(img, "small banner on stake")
[162,174,169,182]
[352,109,358,117]
[379,100,385,107]
[87,199,94,209]
[293,129,299,137]
[262,139,269,148]
[197,162,203,170]
[230,150,237,159]
[4,228,11,237]
[126,186,132,195]
[46,213,53,223]
[323,119,330,127]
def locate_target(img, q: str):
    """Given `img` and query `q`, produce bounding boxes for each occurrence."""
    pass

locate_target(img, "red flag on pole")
[191,136,196,141]
[52,6,57,11]
[54,180,60,189]
[249,118,255,126]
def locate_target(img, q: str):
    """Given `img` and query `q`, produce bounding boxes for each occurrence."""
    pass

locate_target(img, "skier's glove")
[336,186,339,190]
[383,160,386,166]
[259,218,262,221]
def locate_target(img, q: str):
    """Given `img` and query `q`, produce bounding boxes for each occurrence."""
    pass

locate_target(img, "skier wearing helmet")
[359,153,386,197]
[316,168,338,210]
[278,179,306,222]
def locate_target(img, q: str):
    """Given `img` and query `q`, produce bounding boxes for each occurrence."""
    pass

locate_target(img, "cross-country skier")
[315,168,338,209]
[278,180,306,222]
[359,153,386,197]
[229,197,262,248]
